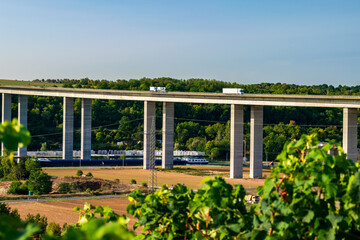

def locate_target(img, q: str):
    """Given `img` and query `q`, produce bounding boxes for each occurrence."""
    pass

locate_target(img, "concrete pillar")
[343,108,358,162]
[143,101,156,169]
[18,95,28,157]
[162,102,174,168]
[230,104,244,178]
[81,98,92,160]
[1,94,11,155]
[250,105,263,178]
[63,97,74,160]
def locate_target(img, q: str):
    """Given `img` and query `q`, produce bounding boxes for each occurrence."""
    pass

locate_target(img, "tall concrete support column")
[250,105,263,178]
[343,108,358,162]
[81,98,92,160]
[230,104,244,178]
[1,94,11,155]
[63,97,74,160]
[143,101,156,169]
[162,102,174,168]
[18,95,28,157]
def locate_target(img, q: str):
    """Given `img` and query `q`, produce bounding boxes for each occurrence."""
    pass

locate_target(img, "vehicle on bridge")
[150,86,168,92]
[222,88,244,94]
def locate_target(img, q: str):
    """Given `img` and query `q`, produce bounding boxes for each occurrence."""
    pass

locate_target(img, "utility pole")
[148,116,157,192]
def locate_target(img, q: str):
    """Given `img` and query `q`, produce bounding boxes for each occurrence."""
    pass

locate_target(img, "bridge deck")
[0,85,359,108]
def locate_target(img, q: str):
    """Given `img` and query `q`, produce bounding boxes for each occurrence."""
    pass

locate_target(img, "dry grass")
[0,79,62,87]
[44,165,269,189]
[7,197,133,227]
[6,166,267,229]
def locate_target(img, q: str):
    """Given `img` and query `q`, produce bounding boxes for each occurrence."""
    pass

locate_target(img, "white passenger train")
[182,156,209,165]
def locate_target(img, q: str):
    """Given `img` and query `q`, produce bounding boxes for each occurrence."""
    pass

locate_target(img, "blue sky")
[0,0,359,86]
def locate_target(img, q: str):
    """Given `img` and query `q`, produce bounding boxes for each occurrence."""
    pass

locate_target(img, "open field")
[44,165,269,190]
[0,79,62,87]
[5,166,267,228]
[7,197,134,227]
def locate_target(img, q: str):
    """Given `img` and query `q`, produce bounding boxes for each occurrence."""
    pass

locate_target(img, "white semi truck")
[150,86,168,92]
[222,88,244,94]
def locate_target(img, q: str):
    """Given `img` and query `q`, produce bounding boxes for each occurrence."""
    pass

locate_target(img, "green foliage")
[27,171,52,195]
[254,134,360,239]
[127,177,252,239]
[69,182,81,192]
[86,172,93,177]
[25,213,48,235]
[7,181,28,195]
[59,203,135,240]
[0,119,31,152]
[92,189,101,196]
[40,142,47,151]
[0,203,21,221]
[57,182,71,194]
[0,157,41,181]
[25,158,41,177]
[76,170,83,176]
[0,215,38,240]
[47,222,61,237]
[130,179,137,184]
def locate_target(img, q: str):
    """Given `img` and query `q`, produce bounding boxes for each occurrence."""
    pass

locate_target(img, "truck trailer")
[150,86,168,92]
[222,88,244,94]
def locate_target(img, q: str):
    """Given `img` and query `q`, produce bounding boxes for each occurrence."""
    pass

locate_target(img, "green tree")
[25,213,48,235]
[40,142,47,151]
[27,171,52,195]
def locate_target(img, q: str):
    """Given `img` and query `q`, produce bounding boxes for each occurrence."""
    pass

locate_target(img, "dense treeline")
[21,78,360,160]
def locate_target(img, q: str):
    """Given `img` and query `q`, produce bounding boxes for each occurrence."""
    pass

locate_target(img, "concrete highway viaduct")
[0,85,359,178]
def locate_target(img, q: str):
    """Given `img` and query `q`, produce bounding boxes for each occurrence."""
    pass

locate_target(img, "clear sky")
[0,0,359,86]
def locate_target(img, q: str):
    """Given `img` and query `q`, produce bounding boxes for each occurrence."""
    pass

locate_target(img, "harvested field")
[4,166,267,228]
[44,165,269,190]
[7,197,134,227]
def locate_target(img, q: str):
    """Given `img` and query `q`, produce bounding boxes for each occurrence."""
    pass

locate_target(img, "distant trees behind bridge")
[24,78,360,160]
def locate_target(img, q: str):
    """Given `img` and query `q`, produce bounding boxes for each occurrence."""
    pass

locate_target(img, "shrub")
[92,189,101,196]
[27,171,52,195]
[253,134,360,239]
[130,179,137,184]
[69,182,81,192]
[25,213,48,235]
[86,188,91,194]
[76,170,83,177]
[7,181,22,194]
[86,172,93,177]
[141,182,148,187]
[47,222,61,236]
[57,182,71,194]
[25,158,41,177]
[7,181,28,195]
[127,177,251,239]
[0,203,21,220]
[114,178,120,182]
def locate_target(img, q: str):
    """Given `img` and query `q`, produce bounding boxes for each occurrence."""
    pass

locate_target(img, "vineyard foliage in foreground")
[0,119,359,239]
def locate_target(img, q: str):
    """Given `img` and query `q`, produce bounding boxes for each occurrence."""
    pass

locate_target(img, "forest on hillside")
[15,78,360,160]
